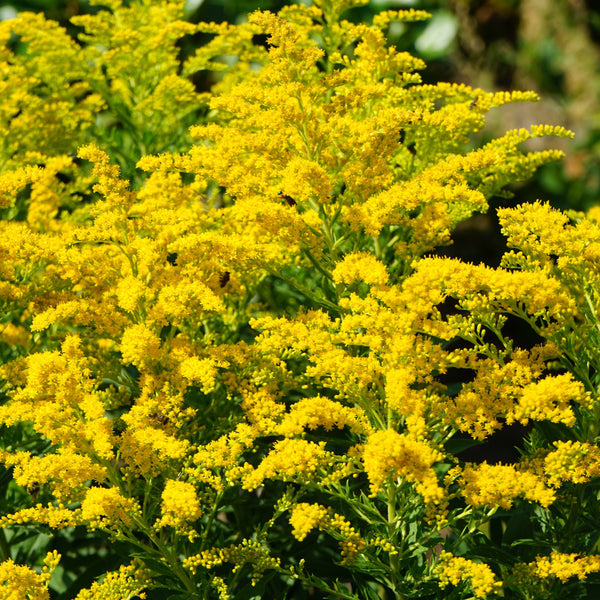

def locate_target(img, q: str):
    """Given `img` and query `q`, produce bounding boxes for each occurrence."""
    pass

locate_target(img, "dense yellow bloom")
[436,552,502,598]
[242,439,336,490]
[183,539,280,580]
[156,479,202,530]
[332,252,389,287]
[115,275,148,314]
[0,336,115,460]
[499,200,592,268]
[528,553,600,583]
[289,502,329,541]
[510,552,600,593]
[119,426,190,477]
[0,551,59,600]
[154,280,225,321]
[239,389,287,431]
[0,505,78,529]
[277,395,373,437]
[192,422,260,473]
[445,354,540,439]
[544,440,600,487]
[120,324,162,368]
[80,486,140,530]
[362,429,444,506]
[511,373,587,426]
[179,356,219,393]
[384,366,425,415]
[459,462,555,509]
[405,256,576,321]
[0,0,587,597]
[0,449,107,504]
[30,300,92,333]
[74,564,149,600]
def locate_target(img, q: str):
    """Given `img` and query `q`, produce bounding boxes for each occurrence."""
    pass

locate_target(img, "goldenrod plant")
[0,1,598,599]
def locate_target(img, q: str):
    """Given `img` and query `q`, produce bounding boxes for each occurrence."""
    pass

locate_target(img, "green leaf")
[503,507,534,546]
[468,543,520,567]
[445,437,481,455]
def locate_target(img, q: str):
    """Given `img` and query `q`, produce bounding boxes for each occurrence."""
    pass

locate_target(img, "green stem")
[387,485,404,600]
[130,514,199,597]
[583,289,600,337]
[268,269,344,316]
[303,247,333,280]
[560,486,583,553]
[199,491,223,552]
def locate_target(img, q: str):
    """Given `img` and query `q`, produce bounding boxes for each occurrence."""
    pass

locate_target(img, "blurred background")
[1,0,598,213]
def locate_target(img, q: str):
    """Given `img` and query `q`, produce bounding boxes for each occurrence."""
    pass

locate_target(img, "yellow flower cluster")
[119,425,191,478]
[0,0,595,597]
[445,353,541,440]
[362,429,444,507]
[0,448,107,504]
[0,336,115,463]
[459,462,555,509]
[156,479,202,534]
[513,553,600,585]
[120,324,162,369]
[511,373,587,426]
[436,552,502,598]
[209,576,231,600]
[79,486,141,531]
[0,15,103,170]
[405,256,576,323]
[289,502,329,541]
[0,505,78,529]
[277,395,373,437]
[288,502,366,564]
[326,511,368,564]
[74,564,149,600]
[0,551,60,600]
[183,538,281,580]
[544,440,600,487]
[332,252,389,287]
[241,439,337,490]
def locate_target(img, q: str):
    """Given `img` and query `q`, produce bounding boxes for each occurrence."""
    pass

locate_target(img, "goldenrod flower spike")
[0,0,594,598]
